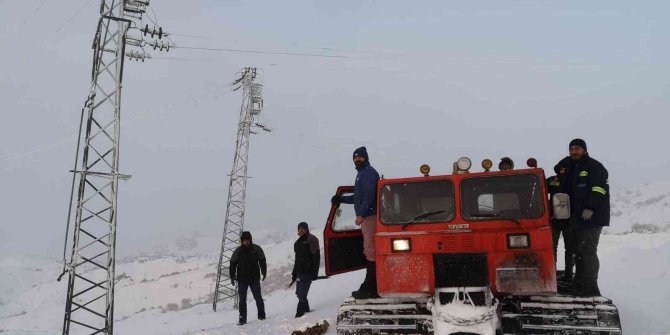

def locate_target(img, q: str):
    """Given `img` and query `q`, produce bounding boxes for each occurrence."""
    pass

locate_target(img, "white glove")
[581,209,594,221]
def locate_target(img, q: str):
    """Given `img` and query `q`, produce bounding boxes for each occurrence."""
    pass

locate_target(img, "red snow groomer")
[324,157,622,335]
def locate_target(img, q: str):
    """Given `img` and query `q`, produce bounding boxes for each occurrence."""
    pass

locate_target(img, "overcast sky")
[1,0,668,257]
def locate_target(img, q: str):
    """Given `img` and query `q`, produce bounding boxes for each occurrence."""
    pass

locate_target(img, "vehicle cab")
[324,157,556,298]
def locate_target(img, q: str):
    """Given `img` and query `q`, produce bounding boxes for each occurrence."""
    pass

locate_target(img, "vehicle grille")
[433,253,488,288]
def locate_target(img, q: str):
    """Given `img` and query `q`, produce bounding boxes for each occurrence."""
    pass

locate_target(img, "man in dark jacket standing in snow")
[554,139,610,297]
[292,221,320,317]
[230,231,267,325]
[331,146,380,299]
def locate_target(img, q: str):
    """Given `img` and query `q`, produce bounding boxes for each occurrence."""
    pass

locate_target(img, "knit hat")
[569,138,587,151]
[353,146,369,160]
[297,222,309,231]
[240,231,252,242]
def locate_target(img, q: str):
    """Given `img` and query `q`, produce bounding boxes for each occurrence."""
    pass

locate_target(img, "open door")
[324,186,366,276]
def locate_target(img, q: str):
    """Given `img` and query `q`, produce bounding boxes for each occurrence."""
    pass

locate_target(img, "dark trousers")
[551,218,576,275]
[238,279,265,322]
[573,225,602,291]
[295,273,313,315]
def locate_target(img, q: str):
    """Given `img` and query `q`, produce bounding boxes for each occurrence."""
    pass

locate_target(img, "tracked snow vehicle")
[324,158,621,334]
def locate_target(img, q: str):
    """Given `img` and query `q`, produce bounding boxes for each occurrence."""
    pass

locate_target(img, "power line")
[0,81,235,169]
[173,45,355,59]
[0,0,95,85]
[152,56,212,62]
[168,33,222,40]
[0,0,51,49]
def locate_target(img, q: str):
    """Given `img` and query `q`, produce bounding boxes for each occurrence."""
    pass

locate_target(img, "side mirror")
[552,193,571,220]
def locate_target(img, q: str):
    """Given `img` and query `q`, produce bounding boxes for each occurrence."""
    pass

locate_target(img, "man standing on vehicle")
[546,167,576,282]
[554,139,610,297]
[331,146,380,299]
[230,231,267,325]
[291,221,320,317]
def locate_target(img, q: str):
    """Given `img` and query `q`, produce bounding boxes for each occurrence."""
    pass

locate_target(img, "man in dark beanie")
[554,138,610,297]
[229,231,267,325]
[569,138,587,152]
[291,222,320,317]
[499,157,514,171]
[331,146,380,299]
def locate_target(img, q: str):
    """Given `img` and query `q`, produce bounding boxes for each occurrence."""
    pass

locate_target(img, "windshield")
[461,174,544,221]
[380,180,455,225]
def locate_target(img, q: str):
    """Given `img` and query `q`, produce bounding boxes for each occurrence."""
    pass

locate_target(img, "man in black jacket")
[230,231,267,325]
[291,222,320,318]
[554,139,610,296]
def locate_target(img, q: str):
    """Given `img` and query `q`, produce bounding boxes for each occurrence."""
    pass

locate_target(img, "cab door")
[324,186,366,276]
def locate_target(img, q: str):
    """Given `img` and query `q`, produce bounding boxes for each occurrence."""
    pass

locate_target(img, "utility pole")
[59,1,171,334]
[213,67,269,311]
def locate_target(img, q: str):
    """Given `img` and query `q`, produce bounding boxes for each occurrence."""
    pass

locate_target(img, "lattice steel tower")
[213,67,267,311]
[59,1,171,334]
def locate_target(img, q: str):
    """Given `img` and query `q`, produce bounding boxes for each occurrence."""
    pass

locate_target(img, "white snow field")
[2,183,670,334]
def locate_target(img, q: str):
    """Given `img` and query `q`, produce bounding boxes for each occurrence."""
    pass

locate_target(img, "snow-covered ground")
[2,182,670,334]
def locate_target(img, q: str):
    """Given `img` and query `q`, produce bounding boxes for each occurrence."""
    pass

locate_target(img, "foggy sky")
[1,0,669,256]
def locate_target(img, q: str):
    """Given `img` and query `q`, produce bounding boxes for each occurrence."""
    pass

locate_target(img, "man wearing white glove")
[554,139,610,297]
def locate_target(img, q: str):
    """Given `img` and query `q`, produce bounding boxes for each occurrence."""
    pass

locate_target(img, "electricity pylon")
[213,67,269,311]
[59,1,171,334]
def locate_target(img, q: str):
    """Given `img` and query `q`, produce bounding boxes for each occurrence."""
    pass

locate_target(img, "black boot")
[351,265,372,296]
[295,301,307,318]
[572,281,601,297]
[352,261,379,299]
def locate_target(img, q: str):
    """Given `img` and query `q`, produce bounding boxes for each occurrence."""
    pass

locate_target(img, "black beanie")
[240,231,252,242]
[569,138,587,151]
[353,146,369,160]
[297,222,309,231]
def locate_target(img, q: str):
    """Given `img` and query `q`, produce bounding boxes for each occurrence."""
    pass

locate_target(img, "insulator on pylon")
[125,35,143,47]
[124,12,142,20]
[250,83,263,115]
[124,1,148,14]
[141,24,165,39]
[147,39,171,52]
[125,50,150,62]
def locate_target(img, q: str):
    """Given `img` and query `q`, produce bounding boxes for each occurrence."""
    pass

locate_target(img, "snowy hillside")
[608,181,670,234]
[2,182,670,334]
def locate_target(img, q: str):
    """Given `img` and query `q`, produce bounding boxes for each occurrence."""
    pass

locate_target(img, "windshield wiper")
[469,213,520,225]
[401,210,447,229]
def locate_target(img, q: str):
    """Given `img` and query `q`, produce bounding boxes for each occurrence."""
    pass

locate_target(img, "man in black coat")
[546,168,576,281]
[291,222,320,318]
[554,138,610,296]
[230,231,267,325]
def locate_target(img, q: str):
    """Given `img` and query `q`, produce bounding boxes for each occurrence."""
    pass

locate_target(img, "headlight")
[507,233,530,249]
[481,159,493,171]
[420,164,431,176]
[392,238,412,252]
[457,157,472,171]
